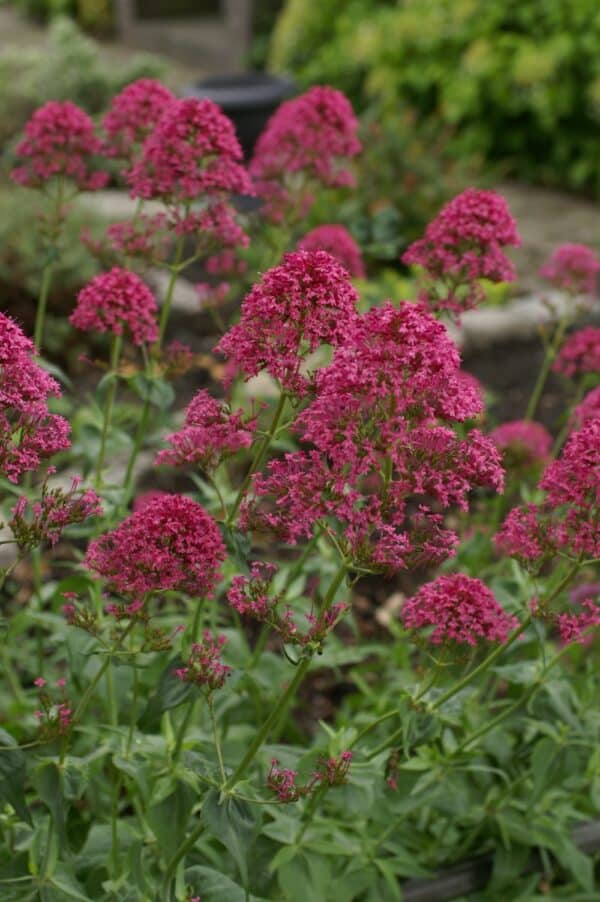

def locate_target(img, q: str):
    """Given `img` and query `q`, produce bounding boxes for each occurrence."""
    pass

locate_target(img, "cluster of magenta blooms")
[3,77,600,796]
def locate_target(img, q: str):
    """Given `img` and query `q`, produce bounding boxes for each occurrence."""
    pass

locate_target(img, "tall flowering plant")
[0,82,598,902]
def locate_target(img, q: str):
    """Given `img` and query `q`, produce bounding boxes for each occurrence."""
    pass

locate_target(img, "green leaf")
[129,373,175,410]
[0,729,31,825]
[33,761,66,844]
[184,866,255,902]
[201,788,258,888]
[148,781,195,862]
[48,866,90,901]
[138,656,195,729]
[220,525,251,570]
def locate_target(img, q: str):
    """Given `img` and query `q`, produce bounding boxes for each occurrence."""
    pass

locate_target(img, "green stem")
[95,333,123,489]
[34,262,54,352]
[226,391,288,526]
[158,234,186,345]
[208,695,226,782]
[224,656,312,792]
[111,772,122,878]
[121,399,151,506]
[551,378,586,458]
[525,317,568,421]
[161,814,204,899]
[454,639,576,755]
[224,564,347,791]
[191,596,206,642]
[72,620,136,726]
[172,699,197,765]
[126,664,139,755]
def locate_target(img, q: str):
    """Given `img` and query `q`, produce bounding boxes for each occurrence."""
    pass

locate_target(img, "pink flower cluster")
[553,327,600,379]
[402,574,518,646]
[489,420,552,467]
[11,101,108,191]
[174,631,231,692]
[495,419,600,562]
[10,473,101,550]
[267,751,353,803]
[297,225,365,278]
[227,562,347,648]
[127,97,252,204]
[156,389,256,471]
[540,243,600,295]
[70,267,159,345]
[34,678,72,739]
[216,250,359,394]
[102,78,175,161]
[241,301,503,575]
[573,386,600,428]
[558,599,600,645]
[250,86,361,222]
[402,188,521,316]
[0,313,70,482]
[85,493,225,600]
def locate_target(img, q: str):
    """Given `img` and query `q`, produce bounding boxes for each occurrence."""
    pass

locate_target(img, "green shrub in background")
[0,17,165,145]
[270,0,600,195]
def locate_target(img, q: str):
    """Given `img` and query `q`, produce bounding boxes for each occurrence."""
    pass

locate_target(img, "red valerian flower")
[174,631,231,692]
[156,389,256,471]
[127,97,252,203]
[402,188,520,316]
[70,267,159,345]
[490,420,552,466]
[402,574,518,646]
[553,327,600,378]
[215,250,359,394]
[558,600,600,644]
[573,386,600,428]
[0,312,70,482]
[297,225,365,278]
[102,78,175,160]
[241,302,503,575]
[11,101,108,191]
[85,493,225,600]
[250,86,361,222]
[10,473,102,550]
[540,243,600,295]
[495,420,600,563]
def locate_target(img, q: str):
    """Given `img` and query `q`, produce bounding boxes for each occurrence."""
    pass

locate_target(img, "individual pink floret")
[11,100,108,191]
[490,420,552,465]
[85,492,225,600]
[70,267,159,345]
[156,389,256,471]
[553,327,600,378]
[402,573,518,646]
[540,243,600,295]
[297,225,365,278]
[127,97,252,203]
[402,188,520,315]
[215,249,359,394]
[102,78,175,159]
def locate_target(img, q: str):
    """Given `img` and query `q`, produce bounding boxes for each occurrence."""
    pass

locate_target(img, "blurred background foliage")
[270,0,600,196]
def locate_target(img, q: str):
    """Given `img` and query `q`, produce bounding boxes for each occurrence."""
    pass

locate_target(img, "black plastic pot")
[182,72,296,159]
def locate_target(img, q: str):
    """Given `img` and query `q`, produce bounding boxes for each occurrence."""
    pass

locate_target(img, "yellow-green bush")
[270,0,600,194]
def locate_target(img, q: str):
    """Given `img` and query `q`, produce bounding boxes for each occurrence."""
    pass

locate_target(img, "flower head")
[0,313,70,482]
[174,631,230,692]
[70,267,159,345]
[156,389,256,471]
[402,188,520,316]
[215,250,359,394]
[297,225,365,278]
[573,386,600,428]
[553,327,600,379]
[490,420,552,467]
[127,97,252,203]
[402,574,518,646]
[85,493,225,600]
[11,101,108,191]
[103,78,175,160]
[540,243,600,295]
[250,86,361,221]
[10,475,102,550]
